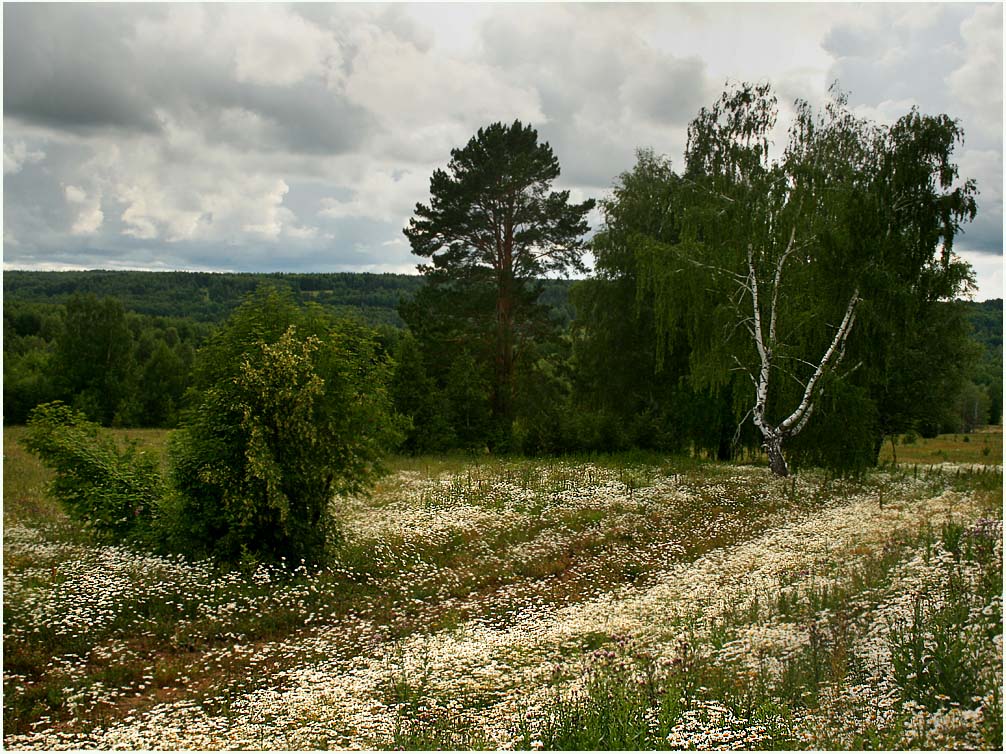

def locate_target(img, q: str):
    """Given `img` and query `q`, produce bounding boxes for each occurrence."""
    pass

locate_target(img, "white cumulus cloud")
[3,139,45,174]
[64,185,105,235]
[320,168,428,225]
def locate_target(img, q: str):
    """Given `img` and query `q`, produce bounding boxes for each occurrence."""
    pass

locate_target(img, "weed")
[940,519,966,559]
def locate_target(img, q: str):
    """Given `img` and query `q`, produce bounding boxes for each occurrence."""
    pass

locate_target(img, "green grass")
[1,431,766,738]
[4,425,1002,749]
[878,426,1003,467]
[3,425,71,524]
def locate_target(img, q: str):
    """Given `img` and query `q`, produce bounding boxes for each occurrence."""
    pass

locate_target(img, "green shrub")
[167,287,404,567]
[21,287,404,570]
[22,402,162,542]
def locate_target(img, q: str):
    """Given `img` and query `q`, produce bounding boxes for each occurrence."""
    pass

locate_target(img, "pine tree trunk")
[494,278,515,422]
[494,329,514,420]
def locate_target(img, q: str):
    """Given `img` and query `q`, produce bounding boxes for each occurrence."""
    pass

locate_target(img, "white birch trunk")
[747,236,860,477]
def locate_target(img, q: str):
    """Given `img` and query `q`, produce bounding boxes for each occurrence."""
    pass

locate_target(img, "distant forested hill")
[964,298,1003,425]
[4,269,995,339]
[3,270,576,328]
[965,299,1003,354]
[3,270,423,327]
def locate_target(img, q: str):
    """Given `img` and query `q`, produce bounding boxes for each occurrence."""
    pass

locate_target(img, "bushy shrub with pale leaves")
[166,287,403,567]
[23,402,162,542]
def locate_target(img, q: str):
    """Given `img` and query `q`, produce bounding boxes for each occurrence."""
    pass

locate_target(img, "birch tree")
[639,84,975,476]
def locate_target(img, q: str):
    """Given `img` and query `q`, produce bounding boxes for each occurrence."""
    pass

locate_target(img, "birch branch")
[731,355,756,386]
[733,407,755,447]
[768,225,797,347]
[682,255,750,287]
[778,288,860,435]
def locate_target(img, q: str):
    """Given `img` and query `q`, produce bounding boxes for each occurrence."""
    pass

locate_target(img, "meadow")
[3,427,1002,750]
[878,427,1003,467]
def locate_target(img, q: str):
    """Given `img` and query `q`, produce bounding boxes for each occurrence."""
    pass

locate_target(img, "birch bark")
[746,238,860,476]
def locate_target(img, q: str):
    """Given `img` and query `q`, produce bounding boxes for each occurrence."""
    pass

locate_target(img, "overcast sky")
[3,1,1003,298]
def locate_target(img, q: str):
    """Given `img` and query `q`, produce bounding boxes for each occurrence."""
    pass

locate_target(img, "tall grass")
[4,425,1001,749]
[878,426,1003,467]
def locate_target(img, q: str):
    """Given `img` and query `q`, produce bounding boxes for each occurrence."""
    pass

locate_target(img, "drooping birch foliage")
[639,84,976,475]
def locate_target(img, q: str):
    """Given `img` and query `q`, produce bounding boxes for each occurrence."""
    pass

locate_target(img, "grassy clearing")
[3,426,1001,749]
[878,425,1003,467]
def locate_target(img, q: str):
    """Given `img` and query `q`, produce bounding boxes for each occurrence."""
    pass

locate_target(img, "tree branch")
[768,225,797,347]
[731,355,756,386]
[778,288,860,435]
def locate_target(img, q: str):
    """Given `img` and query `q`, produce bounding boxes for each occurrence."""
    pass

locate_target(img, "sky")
[2,1,1003,298]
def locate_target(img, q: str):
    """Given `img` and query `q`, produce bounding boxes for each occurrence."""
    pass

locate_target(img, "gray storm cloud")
[3,2,1002,295]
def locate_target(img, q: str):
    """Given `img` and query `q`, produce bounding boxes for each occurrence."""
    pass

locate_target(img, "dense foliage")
[631,84,979,474]
[167,287,403,566]
[4,296,206,426]
[571,149,747,460]
[22,402,162,543]
[403,120,594,439]
[965,299,1004,428]
[5,283,997,458]
[21,287,403,569]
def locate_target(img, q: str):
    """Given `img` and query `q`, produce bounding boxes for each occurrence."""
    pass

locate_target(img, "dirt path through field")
[6,471,980,750]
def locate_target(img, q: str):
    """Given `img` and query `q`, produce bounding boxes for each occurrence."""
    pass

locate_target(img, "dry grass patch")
[879,425,1003,467]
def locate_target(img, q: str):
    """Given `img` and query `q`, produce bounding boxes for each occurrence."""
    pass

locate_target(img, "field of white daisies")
[3,427,1002,750]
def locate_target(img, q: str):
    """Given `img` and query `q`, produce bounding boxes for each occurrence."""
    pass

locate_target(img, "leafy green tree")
[952,381,991,433]
[3,298,209,427]
[390,332,456,453]
[3,303,59,399]
[571,151,678,415]
[3,345,59,425]
[54,294,135,425]
[572,149,753,459]
[404,120,594,429]
[869,299,979,444]
[511,338,572,455]
[638,84,976,475]
[443,352,494,449]
[965,299,1003,425]
[167,287,403,567]
[135,339,188,427]
[840,108,978,454]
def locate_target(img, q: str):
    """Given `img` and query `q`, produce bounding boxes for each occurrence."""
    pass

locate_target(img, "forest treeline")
[3,270,423,326]
[4,269,1001,444]
[1,271,575,427]
[5,86,1004,476]
[2,270,575,328]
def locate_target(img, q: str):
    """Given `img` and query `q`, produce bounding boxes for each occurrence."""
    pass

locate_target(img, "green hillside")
[3,270,424,327]
[3,270,577,328]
